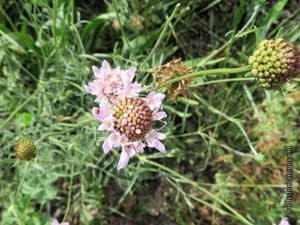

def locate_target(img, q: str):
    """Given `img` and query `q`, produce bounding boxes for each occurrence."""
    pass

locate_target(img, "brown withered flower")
[130,16,144,30]
[153,58,194,102]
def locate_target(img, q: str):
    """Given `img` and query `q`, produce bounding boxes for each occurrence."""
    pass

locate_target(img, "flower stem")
[159,65,251,88]
[137,155,253,225]
[0,89,39,130]
[35,118,95,145]
[142,3,181,66]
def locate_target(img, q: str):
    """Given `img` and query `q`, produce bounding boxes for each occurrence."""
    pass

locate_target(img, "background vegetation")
[0,0,299,224]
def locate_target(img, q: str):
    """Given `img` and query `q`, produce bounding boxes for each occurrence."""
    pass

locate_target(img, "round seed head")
[248,39,300,88]
[15,139,36,160]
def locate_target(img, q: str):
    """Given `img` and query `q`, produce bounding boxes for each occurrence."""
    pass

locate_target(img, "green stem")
[137,155,253,225]
[0,89,39,130]
[15,161,30,195]
[63,164,74,222]
[113,0,131,51]
[35,118,95,145]
[142,3,181,66]
[160,65,251,88]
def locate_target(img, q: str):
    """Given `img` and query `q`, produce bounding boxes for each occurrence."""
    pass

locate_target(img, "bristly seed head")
[249,39,300,89]
[113,98,153,141]
[15,139,36,161]
[153,58,194,101]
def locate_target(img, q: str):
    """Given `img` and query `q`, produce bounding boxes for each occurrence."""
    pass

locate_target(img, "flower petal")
[279,218,290,225]
[51,219,60,225]
[102,138,111,154]
[125,67,137,80]
[98,117,113,131]
[153,111,167,120]
[92,66,101,77]
[102,60,111,70]
[134,141,145,153]
[146,92,165,110]
[92,107,102,120]
[108,133,121,148]
[152,139,166,153]
[145,130,167,153]
[121,72,131,89]
[117,150,130,170]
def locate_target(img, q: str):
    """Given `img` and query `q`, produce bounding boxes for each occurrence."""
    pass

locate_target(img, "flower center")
[113,98,153,141]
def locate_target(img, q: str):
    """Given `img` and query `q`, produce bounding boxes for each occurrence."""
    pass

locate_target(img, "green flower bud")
[15,139,36,161]
[248,39,300,88]
[254,153,266,164]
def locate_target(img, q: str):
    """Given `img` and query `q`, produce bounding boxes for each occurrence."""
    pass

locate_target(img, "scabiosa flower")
[249,39,300,89]
[272,218,290,225]
[51,218,70,225]
[85,60,142,104]
[93,91,167,170]
[15,139,36,161]
[153,58,194,101]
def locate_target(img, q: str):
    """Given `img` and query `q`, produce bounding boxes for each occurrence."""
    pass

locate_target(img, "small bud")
[253,153,266,164]
[248,39,300,88]
[15,139,36,161]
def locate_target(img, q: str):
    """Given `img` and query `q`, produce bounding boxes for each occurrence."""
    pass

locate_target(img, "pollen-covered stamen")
[113,98,153,141]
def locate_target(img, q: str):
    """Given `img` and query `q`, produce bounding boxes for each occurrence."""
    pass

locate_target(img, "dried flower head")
[153,58,194,101]
[130,16,144,30]
[15,139,36,161]
[112,20,121,31]
[249,39,300,89]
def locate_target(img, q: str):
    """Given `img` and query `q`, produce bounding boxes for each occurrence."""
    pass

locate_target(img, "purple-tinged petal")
[92,66,101,77]
[92,107,102,120]
[102,60,111,70]
[108,133,121,148]
[146,130,166,140]
[102,138,111,154]
[117,150,130,170]
[125,67,137,80]
[152,139,166,153]
[146,92,165,110]
[153,111,167,120]
[51,219,59,225]
[134,141,145,153]
[145,130,167,153]
[279,218,290,225]
[154,131,166,140]
[121,73,131,89]
[61,223,70,225]
[98,119,112,130]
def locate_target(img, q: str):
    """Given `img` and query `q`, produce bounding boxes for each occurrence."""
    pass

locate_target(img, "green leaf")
[260,0,288,33]
[16,113,33,127]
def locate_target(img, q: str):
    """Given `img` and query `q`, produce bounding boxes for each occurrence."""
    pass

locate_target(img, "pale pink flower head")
[51,218,70,225]
[85,60,141,104]
[93,91,167,170]
[273,218,290,225]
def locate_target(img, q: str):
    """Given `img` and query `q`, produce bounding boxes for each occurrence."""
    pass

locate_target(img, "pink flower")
[93,93,167,170]
[273,218,290,225]
[86,61,168,169]
[85,61,141,104]
[51,218,70,225]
